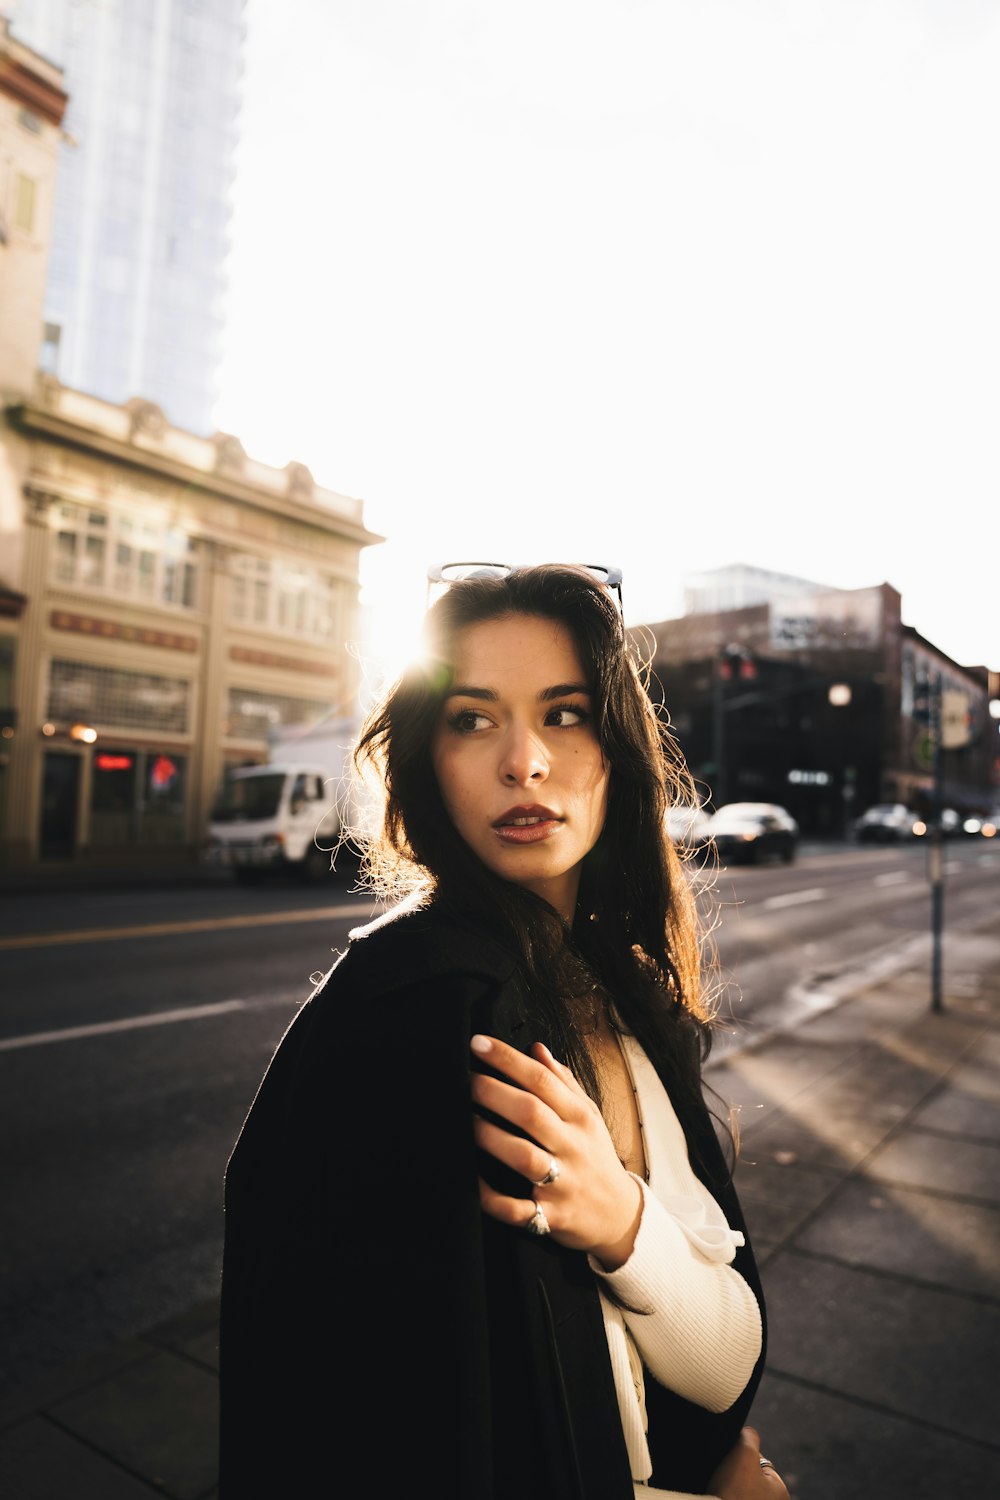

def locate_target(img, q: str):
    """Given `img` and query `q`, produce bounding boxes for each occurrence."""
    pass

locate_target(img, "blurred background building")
[1,13,996,872]
[0,19,382,871]
[641,564,998,836]
[0,13,66,396]
[3,0,244,434]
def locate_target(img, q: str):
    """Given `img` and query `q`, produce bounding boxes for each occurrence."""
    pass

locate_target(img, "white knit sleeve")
[633,1490,721,1499]
[591,1177,762,1413]
[633,1490,721,1500]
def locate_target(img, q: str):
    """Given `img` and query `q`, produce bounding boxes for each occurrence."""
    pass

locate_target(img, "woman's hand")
[707,1427,790,1499]
[469,1034,642,1268]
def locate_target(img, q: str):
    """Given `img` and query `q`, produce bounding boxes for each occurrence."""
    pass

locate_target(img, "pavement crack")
[760,1368,1000,1453]
[777,1244,1000,1310]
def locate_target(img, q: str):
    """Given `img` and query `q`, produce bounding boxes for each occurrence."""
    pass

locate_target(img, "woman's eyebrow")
[539,682,590,701]
[443,681,590,703]
[443,684,497,701]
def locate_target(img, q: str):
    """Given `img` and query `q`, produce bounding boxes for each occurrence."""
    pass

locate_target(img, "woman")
[219,563,788,1499]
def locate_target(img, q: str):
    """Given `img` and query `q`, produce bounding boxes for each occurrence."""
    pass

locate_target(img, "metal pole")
[930,671,944,1013]
[711,655,726,807]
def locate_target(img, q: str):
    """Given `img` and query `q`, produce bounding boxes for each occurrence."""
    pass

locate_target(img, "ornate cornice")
[126,398,168,442]
[9,402,383,549]
[23,482,58,522]
[0,54,68,127]
[212,432,247,475]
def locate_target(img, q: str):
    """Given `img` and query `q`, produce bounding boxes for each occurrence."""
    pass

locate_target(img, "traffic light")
[718,645,756,682]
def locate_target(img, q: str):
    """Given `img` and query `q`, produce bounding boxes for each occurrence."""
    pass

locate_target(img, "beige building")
[0,18,67,399]
[0,378,380,870]
[1,380,381,870]
[0,23,382,871]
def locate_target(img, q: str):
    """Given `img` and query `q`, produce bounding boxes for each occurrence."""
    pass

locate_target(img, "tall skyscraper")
[5,0,245,434]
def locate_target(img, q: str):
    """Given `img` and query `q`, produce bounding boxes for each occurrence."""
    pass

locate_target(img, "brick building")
[642,566,996,835]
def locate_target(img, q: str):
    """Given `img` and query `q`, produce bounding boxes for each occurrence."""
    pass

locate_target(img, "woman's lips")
[492,806,562,845]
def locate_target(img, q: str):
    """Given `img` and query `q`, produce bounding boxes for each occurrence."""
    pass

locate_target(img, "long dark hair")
[354,564,723,1157]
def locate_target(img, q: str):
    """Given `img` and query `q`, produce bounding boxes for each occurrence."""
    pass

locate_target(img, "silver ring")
[532,1156,560,1187]
[526,1202,550,1236]
[759,1458,775,1471]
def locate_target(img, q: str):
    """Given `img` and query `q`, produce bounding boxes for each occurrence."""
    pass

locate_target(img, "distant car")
[703,802,799,864]
[962,811,999,839]
[851,803,921,843]
[664,803,712,849]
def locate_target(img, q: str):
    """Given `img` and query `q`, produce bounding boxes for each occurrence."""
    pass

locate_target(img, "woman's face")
[431,612,610,922]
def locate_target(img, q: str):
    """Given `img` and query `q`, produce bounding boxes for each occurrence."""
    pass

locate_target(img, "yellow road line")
[0,901,376,952]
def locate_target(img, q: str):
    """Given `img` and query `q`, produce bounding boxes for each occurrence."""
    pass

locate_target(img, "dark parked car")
[703,802,799,864]
[851,803,921,843]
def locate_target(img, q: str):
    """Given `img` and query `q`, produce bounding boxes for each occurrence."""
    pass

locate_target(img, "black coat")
[219,902,766,1498]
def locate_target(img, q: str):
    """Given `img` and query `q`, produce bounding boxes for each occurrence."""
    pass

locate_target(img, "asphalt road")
[704,838,999,1040]
[1,838,997,1402]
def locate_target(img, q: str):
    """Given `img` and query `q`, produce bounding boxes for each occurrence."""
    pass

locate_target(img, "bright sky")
[214,0,1000,681]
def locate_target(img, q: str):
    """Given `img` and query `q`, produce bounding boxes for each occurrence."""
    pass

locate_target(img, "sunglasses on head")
[426,562,623,613]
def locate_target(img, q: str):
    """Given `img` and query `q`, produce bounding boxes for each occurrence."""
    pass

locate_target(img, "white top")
[587,1031,762,1500]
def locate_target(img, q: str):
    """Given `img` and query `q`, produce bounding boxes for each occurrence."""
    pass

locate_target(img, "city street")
[1,839,998,1406]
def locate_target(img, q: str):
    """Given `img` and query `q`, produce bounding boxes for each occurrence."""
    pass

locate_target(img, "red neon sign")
[96,753,133,771]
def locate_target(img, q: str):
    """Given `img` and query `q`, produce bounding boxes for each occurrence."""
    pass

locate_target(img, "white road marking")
[761,887,826,910]
[0,991,305,1053]
[874,871,908,887]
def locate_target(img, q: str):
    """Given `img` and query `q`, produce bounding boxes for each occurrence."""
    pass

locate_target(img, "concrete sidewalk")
[1,920,998,1499]
[714,918,1000,1499]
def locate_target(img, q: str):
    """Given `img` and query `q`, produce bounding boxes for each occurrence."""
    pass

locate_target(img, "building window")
[90,747,187,846]
[224,687,331,743]
[51,502,201,610]
[14,173,36,233]
[47,660,192,735]
[0,636,14,706]
[229,553,345,641]
[162,530,198,607]
[41,322,61,375]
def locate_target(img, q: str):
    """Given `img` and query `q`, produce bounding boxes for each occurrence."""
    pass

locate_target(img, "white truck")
[203,717,370,883]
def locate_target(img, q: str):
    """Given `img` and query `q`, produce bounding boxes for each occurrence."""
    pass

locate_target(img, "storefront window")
[48,661,191,735]
[89,747,187,846]
[90,749,137,845]
[142,751,186,843]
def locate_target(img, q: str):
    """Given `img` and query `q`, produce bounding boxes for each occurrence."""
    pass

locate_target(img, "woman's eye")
[545,704,590,728]
[447,708,492,734]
